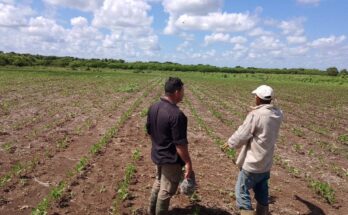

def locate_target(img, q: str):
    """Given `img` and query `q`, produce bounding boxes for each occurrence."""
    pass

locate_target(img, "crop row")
[31,79,160,215]
[187,85,338,205]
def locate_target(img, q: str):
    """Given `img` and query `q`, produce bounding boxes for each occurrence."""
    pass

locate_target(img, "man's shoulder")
[252,105,283,122]
[149,99,163,109]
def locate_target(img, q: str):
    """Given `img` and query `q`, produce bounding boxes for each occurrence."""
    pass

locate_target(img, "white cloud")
[288,46,309,55]
[163,0,223,16]
[287,35,307,44]
[233,44,247,51]
[0,2,34,27]
[162,0,256,34]
[204,33,247,46]
[0,0,160,59]
[230,36,247,44]
[176,41,190,52]
[92,0,159,52]
[248,27,272,37]
[174,12,257,33]
[279,18,305,36]
[222,47,248,60]
[162,0,223,34]
[43,0,103,12]
[0,0,15,4]
[296,0,320,6]
[26,16,66,41]
[71,16,88,27]
[191,49,216,59]
[93,0,152,29]
[251,36,285,50]
[66,18,104,55]
[179,32,195,41]
[204,33,230,45]
[310,35,346,48]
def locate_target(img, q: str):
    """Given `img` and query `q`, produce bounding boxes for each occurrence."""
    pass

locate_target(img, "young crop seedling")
[1,141,15,153]
[51,182,66,200]
[310,180,336,204]
[31,198,49,215]
[118,83,139,93]
[0,174,11,188]
[292,127,305,138]
[132,148,142,161]
[75,156,88,173]
[292,143,304,154]
[56,136,69,150]
[337,134,348,145]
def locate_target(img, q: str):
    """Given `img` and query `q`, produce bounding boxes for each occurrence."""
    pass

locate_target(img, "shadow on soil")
[170,204,233,215]
[295,195,326,215]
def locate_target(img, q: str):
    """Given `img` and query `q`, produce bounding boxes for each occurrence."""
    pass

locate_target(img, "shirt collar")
[252,104,274,110]
[160,97,177,106]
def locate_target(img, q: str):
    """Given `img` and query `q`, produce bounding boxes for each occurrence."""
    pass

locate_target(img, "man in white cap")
[225,85,283,215]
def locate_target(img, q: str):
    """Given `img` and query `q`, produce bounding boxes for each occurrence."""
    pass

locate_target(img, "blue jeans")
[235,169,270,210]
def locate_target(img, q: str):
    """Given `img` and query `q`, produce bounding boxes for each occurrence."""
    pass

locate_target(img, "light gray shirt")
[228,104,283,173]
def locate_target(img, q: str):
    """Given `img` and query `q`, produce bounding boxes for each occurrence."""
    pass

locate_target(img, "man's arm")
[171,112,192,179]
[146,107,151,135]
[227,113,254,149]
[176,144,192,179]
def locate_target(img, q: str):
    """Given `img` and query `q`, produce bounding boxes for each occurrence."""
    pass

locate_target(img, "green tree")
[340,69,348,76]
[326,67,339,76]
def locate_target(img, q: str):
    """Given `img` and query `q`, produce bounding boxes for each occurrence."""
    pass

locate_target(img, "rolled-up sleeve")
[228,113,254,149]
[171,112,188,145]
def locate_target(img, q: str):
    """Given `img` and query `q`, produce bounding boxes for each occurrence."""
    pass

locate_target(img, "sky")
[0,0,347,69]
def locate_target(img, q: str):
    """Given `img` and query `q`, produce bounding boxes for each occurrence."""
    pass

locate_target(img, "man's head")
[165,77,184,104]
[252,85,274,106]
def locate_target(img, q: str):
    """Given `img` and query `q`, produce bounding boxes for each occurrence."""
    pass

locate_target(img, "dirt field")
[0,67,347,215]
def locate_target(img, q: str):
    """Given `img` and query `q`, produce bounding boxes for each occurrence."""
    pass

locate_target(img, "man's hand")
[176,144,193,179]
[221,142,230,151]
[184,163,193,179]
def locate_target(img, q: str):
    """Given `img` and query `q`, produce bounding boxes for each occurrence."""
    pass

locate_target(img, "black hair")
[260,98,272,104]
[165,77,184,94]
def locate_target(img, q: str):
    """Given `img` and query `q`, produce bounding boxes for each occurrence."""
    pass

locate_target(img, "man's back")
[146,98,188,166]
[243,104,283,173]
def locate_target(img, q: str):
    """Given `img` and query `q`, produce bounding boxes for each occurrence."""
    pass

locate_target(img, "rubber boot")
[148,181,160,215]
[147,191,158,215]
[240,209,255,215]
[155,198,170,215]
[256,203,269,215]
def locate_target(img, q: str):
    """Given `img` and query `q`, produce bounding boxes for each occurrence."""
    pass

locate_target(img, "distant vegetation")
[0,51,347,76]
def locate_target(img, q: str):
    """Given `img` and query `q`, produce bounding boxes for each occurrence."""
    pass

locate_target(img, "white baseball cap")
[252,85,274,100]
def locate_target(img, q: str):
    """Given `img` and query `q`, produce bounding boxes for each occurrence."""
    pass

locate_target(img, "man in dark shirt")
[146,77,193,215]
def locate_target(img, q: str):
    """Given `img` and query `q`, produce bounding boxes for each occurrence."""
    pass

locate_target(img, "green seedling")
[31,198,49,215]
[310,180,336,204]
[12,162,24,176]
[56,136,69,150]
[0,174,11,187]
[51,182,66,200]
[1,141,15,153]
[307,149,314,156]
[132,149,141,161]
[293,143,303,153]
[118,83,139,93]
[75,157,88,173]
[292,127,305,137]
[337,134,348,145]
[140,108,148,117]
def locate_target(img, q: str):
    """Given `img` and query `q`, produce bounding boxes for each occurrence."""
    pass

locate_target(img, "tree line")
[0,51,347,76]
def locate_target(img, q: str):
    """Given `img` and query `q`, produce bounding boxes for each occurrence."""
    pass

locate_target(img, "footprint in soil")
[0,196,9,206]
[57,194,72,208]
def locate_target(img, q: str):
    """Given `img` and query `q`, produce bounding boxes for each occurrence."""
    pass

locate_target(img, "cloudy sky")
[0,0,347,69]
